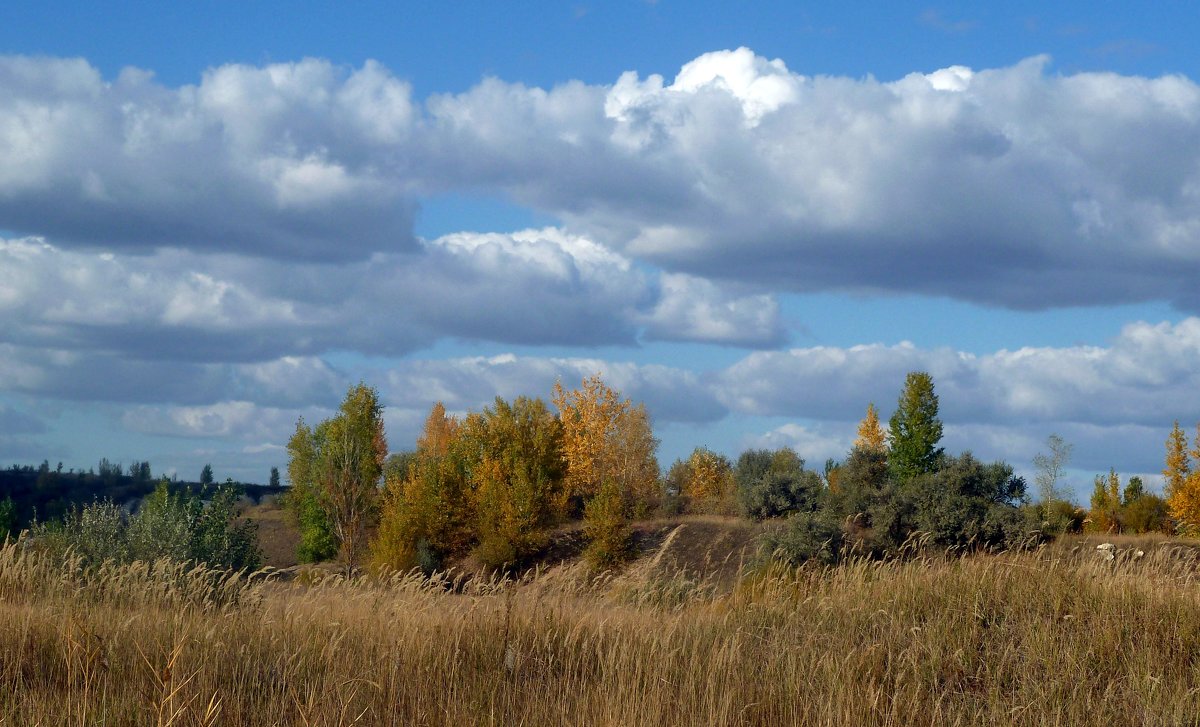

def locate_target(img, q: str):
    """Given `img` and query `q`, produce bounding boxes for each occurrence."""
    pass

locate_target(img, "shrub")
[735,448,823,521]
[584,478,631,570]
[31,482,260,571]
[762,511,844,566]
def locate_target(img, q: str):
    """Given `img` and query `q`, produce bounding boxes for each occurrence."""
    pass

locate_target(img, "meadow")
[2,525,1199,726]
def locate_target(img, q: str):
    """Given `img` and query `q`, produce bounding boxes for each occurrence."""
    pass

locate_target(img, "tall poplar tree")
[887,372,944,481]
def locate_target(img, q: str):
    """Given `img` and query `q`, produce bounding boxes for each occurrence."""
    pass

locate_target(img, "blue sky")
[2,2,1200,500]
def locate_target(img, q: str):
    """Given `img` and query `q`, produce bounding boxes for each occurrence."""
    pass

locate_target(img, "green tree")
[284,383,388,571]
[200,463,214,486]
[285,418,338,563]
[735,448,823,521]
[462,396,565,569]
[0,497,15,539]
[269,466,280,488]
[887,372,944,481]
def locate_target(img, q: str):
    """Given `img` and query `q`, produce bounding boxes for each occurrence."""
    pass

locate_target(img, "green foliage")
[584,478,631,570]
[465,396,565,569]
[269,467,281,488]
[763,510,845,566]
[735,448,823,521]
[1031,498,1086,536]
[887,371,944,482]
[285,419,338,563]
[30,481,260,570]
[200,463,214,485]
[894,454,1029,551]
[1123,493,1171,534]
[0,497,15,538]
[284,384,387,570]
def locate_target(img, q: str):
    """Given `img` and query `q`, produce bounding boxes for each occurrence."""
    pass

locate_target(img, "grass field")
[2,526,1199,726]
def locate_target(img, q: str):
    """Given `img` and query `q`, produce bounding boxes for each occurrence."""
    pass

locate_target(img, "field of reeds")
[2,529,1199,726]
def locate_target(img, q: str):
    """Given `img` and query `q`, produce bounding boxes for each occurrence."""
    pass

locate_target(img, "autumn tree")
[462,396,565,569]
[1165,421,1200,534]
[554,375,660,565]
[855,403,887,454]
[285,383,387,572]
[372,403,470,573]
[887,372,944,481]
[671,447,736,515]
[1087,469,1123,534]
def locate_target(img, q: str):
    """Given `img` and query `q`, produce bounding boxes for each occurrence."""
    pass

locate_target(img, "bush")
[584,478,631,570]
[735,448,823,521]
[762,511,844,566]
[31,482,260,571]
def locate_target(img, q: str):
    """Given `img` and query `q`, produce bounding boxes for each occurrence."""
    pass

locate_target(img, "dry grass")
[3,533,1200,726]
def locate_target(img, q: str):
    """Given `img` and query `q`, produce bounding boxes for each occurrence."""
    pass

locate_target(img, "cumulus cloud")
[7,52,1200,310]
[717,318,1200,427]
[374,353,726,425]
[741,422,853,465]
[0,230,781,362]
[422,51,1200,311]
[0,57,418,260]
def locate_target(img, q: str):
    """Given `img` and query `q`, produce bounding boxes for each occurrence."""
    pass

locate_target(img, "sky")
[2,2,1200,500]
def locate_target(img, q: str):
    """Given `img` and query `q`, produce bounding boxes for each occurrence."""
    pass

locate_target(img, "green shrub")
[735,448,823,521]
[762,511,844,566]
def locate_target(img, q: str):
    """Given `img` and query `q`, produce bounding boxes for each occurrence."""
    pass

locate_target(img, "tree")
[285,383,388,572]
[1122,475,1144,505]
[200,464,214,486]
[462,396,564,568]
[1164,422,1200,534]
[1032,434,1073,505]
[1088,469,1123,534]
[674,447,736,514]
[554,375,660,565]
[285,418,337,563]
[887,372,944,481]
[735,448,823,521]
[854,404,887,454]
[372,403,470,573]
[269,466,280,488]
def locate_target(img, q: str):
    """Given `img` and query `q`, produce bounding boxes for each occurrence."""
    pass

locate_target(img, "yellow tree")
[552,374,660,516]
[372,403,467,572]
[1087,469,1122,534]
[678,447,736,515]
[1164,421,1200,534]
[854,403,887,453]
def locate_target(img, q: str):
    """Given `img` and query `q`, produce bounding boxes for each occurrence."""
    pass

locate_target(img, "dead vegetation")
[3,529,1200,725]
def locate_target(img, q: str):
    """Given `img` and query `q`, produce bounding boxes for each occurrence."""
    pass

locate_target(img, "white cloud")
[6,52,1200,309]
[717,318,1200,428]
[0,230,781,361]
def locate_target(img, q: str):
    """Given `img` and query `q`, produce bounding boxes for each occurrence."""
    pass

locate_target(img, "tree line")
[283,372,1051,573]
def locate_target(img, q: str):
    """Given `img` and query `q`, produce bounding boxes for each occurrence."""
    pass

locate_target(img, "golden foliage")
[553,375,661,516]
[854,403,887,453]
[678,447,736,515]
[1165,422,1200,534]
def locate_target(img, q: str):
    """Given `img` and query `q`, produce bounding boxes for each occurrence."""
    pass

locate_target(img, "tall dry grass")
[2,534,1200,726]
